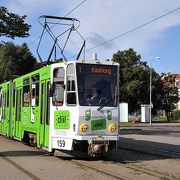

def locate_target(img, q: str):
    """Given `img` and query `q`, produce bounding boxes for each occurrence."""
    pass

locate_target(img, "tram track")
[61,143,180,180]
[116,144,180,180]
[68,157,178,180]
[0,152,40,180]
[1,148,178,180]
[70,159,126,180]
[59,148,179,180]
[124,164,178,180]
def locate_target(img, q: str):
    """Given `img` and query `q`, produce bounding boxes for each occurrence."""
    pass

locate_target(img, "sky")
[1,0,180,74]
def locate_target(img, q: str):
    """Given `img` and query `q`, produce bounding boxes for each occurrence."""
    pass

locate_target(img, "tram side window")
[53,67,65,106]
[23,78,30,107]
[31,75,39,107]
[67,64,76,105]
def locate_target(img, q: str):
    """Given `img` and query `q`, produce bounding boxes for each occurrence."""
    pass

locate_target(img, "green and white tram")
[0,58,119,156]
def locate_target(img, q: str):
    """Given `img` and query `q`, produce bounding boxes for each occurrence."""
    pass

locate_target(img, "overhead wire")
[85,6,180,53]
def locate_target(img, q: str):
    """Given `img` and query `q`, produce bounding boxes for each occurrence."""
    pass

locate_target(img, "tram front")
[76,62,119,156]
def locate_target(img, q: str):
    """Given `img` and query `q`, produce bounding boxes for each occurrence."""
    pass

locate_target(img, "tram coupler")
[88,137,109,156]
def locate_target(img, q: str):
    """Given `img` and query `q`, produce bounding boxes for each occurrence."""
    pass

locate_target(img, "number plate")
[52,137,73,150]
[91,119,106,131]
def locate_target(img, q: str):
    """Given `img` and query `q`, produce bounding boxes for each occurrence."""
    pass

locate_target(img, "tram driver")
[86,87,101,105]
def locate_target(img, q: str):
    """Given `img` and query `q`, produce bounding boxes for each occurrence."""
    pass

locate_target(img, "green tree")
[160,73,178,121]
[112,48,148,112]
[0,42,37,83]
[112,48,162,113]
[0,7,31,39]
[150,71,163,115]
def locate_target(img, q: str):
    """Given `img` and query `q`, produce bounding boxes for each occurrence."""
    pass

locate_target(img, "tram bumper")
[74,135,118,156]
[88,137,109,156]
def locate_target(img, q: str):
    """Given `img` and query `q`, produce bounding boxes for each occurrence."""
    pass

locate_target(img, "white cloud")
[3,0,180,61]
[86,32,117,49]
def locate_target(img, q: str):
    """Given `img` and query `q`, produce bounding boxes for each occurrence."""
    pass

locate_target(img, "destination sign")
[76,63,117,76]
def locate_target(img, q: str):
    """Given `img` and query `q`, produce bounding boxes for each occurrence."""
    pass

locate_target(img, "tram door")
[14,88,22,138]
[0,89,3,133]
[39,80,50,147]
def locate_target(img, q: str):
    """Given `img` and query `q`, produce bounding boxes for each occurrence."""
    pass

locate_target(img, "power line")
[85,6,180,53]
[28,0,87,47]
[64,0,87,18]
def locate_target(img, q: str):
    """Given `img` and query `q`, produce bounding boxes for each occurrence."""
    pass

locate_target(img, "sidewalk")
[120,122,180,128]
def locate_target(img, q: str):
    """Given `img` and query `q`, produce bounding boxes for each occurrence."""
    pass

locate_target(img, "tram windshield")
[76,63,118,107]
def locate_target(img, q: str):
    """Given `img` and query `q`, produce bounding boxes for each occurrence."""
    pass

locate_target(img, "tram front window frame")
[52,67,65,106]
[76,63,118,107]
[66,64,77,106]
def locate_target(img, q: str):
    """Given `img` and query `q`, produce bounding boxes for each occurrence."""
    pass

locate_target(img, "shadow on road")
[0,140,179,164]
[0,150,44,157]
[57,137,180,163]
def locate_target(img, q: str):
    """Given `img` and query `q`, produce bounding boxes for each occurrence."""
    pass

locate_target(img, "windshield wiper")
[97,92,119,111]
[97,98,113,111]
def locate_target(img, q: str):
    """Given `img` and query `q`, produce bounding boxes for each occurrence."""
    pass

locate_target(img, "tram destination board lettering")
[91,67,111,75]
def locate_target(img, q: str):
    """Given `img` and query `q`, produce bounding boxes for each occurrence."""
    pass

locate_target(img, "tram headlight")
[80,124,88,132]
[108,124,116,132]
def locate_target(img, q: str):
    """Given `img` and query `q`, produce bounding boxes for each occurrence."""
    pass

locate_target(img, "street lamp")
[149,57,160,126]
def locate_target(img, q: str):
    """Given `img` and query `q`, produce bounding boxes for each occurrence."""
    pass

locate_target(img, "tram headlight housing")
[80,124,88,132]
[108,124,116,132]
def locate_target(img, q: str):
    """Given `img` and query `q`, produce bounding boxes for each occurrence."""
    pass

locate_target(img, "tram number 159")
[57,140,65,147]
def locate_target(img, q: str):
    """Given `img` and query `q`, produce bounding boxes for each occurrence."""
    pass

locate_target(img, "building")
[162,73,180,110]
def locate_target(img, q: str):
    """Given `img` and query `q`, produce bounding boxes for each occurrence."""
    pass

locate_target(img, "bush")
[171,110,180,120]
